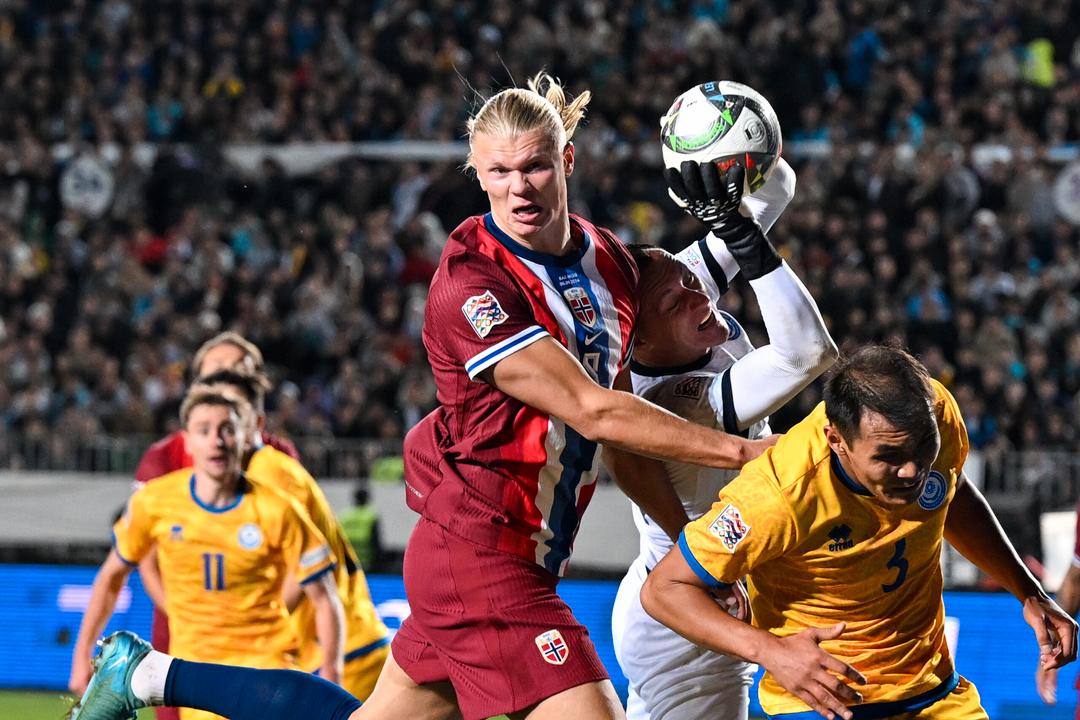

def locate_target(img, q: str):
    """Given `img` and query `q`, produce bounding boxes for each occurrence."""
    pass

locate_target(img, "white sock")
[129,649,174,706]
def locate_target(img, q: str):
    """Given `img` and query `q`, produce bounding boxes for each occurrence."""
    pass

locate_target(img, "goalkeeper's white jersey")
[629,241,771,569]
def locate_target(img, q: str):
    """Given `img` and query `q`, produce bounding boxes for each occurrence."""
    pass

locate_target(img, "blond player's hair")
[191,331,264,377]
[179,387,246,428]
[465,72,592,169]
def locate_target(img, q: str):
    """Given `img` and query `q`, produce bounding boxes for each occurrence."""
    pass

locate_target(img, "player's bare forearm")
[944,474,1045,602]
[305,574,345,683]
[603,447,688,542]
[74,552,133,664]
[282,572,304,612]
[1056,565,1080,618]
[640,549,771,665]
[490,340,771,469]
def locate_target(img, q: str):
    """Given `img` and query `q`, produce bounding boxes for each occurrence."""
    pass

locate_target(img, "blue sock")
[164,659,362,720]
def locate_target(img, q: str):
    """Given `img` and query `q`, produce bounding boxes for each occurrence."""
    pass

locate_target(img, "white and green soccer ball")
[660,80,782,194]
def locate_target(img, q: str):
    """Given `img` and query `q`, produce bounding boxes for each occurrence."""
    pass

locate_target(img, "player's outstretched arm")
[944,473,1078,673]
[303,573,345,686]
[487,337,774,469]
[69,550,135,696]
[1037,562,1080,703]
[641,546,865,720]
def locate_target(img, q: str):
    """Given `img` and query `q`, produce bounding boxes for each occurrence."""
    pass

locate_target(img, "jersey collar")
[483,213,590,268]
[630,349,713,378]
[189,473,247,513]
[831,452,873,496]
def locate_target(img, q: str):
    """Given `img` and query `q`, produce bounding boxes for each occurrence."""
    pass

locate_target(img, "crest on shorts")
[534,629,569,665]
[563,286,598,328]
[919,471,948,511]
[461,290,509,339]
[708,504,750,553]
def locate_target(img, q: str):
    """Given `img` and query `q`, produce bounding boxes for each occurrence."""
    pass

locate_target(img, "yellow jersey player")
[68,389,345,720]
[642,345,1077,720]
[193,369,391,700]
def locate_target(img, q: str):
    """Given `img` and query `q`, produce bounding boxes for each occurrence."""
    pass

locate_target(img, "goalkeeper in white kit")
[612,157,837,720]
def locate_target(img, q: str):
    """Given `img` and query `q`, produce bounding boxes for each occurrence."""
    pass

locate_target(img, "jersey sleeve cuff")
[111,532,138,567]
[464,325,549,379]
[299,562,337,585]
[677,531,730,588]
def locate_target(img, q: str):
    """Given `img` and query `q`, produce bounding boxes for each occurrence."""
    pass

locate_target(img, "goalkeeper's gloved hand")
[664,161,782,280]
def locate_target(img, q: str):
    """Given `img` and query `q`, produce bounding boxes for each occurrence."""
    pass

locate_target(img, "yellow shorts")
[887,676,987,720]
[342,641,390,701]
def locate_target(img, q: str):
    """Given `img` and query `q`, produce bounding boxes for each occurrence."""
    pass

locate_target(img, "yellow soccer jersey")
[246,446,390,674]
[681,379,969,717]
[113,468,336,667]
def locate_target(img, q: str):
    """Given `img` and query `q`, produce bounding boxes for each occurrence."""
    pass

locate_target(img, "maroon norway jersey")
[404,212,637,576]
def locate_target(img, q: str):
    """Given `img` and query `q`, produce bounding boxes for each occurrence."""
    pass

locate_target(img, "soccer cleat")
[68,631,152,720]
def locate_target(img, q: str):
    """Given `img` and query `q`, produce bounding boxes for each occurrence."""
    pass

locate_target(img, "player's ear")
[563,142,575,177]
[823,425,846,455]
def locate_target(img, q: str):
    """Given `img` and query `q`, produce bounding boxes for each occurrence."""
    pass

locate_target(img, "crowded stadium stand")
[1,0,1079,717]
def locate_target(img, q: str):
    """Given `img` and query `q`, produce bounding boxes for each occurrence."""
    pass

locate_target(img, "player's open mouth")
[698,312,717,331]
[513,204,543,220]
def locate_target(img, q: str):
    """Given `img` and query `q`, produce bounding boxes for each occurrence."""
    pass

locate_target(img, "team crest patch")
[673,376,707,400]
[237,523,262,550]
[535,629,569,665]
[563,286,598,328]
[918,471,948,511]
[461,291,509,339]
[708,504,750,553]
[720,311,742,341]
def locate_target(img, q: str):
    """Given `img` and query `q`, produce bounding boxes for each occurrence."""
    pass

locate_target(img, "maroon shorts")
[392,518,608,720]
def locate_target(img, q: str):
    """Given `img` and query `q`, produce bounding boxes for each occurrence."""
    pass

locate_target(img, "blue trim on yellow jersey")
[483,213,590,268]
[189,474,246,513]
[111,533,137,566]
[299,563,337,585]
[678,531,731,588]
[831,452,873,496]
[767,671,959,719]
[344,636,391,664]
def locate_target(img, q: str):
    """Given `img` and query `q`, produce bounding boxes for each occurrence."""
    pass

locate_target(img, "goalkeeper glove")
[665,162,782,280]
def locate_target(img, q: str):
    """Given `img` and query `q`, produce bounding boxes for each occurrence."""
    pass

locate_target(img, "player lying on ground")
[641,345,1078,720]
[613,159,837,720]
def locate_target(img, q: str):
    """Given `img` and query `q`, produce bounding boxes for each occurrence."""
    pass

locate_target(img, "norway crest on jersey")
[461,290,509,339]
[563,286,597,328]
[534,629,569,665]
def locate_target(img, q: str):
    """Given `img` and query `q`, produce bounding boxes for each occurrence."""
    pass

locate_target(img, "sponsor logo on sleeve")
[535,629,569,665]
[300,545,331,570]
[461,290,509,339]
[918,471,948,511]
[708,504,750,553]
[237,523,263,550]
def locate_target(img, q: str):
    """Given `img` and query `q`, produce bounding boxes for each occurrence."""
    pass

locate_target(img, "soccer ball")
[660,80,782,194]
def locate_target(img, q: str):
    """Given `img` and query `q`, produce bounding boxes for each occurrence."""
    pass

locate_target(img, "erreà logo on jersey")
[562,286,598,328]
[827,524,854,552]
[461,290,508,339]
[535,629,569,665]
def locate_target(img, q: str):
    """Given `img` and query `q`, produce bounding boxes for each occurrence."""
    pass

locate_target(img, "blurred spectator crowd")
[0,0,1078,472]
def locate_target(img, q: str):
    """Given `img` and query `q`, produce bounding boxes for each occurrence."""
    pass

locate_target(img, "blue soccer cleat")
[68,631,152,720]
